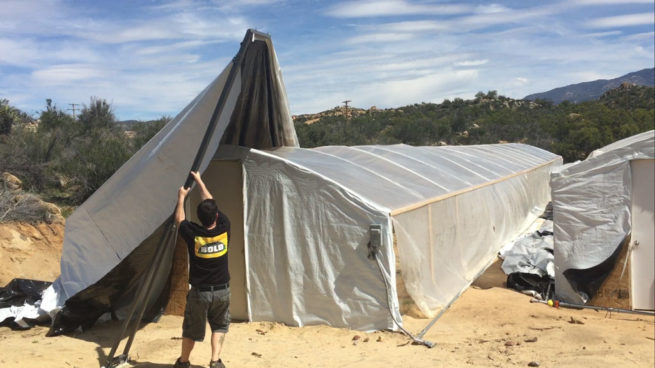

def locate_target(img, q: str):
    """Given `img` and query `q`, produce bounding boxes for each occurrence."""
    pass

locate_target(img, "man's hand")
[189,170,213,200]
[178,186,191,199]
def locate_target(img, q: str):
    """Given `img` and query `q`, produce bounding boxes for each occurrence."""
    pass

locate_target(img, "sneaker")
[174,357,191,368]
[209,359,226,368]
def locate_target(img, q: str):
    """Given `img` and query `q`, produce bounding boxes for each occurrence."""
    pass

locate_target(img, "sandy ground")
[1,222,654,368]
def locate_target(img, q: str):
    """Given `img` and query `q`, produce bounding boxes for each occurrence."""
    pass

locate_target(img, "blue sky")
[1,0,653,120]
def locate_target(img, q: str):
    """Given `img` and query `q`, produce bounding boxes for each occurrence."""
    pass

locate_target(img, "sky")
[1,0,653,121]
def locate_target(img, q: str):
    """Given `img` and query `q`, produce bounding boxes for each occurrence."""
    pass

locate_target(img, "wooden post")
[165,234,189,316]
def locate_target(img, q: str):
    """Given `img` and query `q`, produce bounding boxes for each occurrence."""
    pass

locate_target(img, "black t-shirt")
[179,210,230,287]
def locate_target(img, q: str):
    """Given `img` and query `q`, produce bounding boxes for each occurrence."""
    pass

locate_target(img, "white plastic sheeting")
[242,150,398,331]
[0,304,41,329]
[230,143,560,323]
[552,130,654,304]
[391,146,557,316]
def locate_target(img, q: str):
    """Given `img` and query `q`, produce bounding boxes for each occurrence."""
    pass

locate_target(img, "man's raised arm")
[190,171,213,200]
[175,186,190,226]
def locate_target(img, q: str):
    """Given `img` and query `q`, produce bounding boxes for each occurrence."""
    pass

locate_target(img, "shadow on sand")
[57,318,183,368]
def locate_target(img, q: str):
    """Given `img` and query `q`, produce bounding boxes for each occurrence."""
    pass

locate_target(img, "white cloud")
[623,31,655,41]
[582,30,623,38]
[374,54,472,71]
[474,4,511,14]
[586,13,655,28]
[566,71,613,82]
[0,0,69,20]
[0,38,41,65]
[365,20,449,33]
[32,64,105,85]
[0,38,103,67]
[345,32,415,44]
[289,63,482,113]
[354,69,480,107]
[572,0,654,5]
[326,0,470,18]
[66,15,248,45]
[133,40,215,56]
[454,4,559,30]
[455,59,489,67]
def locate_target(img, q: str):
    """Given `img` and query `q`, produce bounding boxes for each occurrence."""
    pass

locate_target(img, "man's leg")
[181,337,195,362]
[210,331,226,362]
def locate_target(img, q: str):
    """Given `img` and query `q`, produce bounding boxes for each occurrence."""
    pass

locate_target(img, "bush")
[0,98,138,204]
[0,99,30,136]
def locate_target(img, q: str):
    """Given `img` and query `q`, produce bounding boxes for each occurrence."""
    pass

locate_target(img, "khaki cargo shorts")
[182,286,230,341]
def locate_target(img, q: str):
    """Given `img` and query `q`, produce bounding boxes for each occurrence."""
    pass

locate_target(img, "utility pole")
[68,103,80,119]
[342,100,351,120]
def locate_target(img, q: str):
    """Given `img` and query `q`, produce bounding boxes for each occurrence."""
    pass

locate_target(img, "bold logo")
[194,232,228,259]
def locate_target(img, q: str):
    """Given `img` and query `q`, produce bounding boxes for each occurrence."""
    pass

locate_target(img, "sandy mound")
[0,222,64,286]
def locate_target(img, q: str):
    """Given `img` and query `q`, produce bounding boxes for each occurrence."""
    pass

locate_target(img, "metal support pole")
[103,217,177,368]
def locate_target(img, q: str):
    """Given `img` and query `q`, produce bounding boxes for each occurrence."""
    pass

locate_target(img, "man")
[174,171,231,368]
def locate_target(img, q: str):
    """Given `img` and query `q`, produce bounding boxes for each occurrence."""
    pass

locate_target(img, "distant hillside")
[294,86,654,163]
[525,68,654,104]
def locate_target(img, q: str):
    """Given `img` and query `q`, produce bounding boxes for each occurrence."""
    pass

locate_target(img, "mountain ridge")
[524,67,654,104]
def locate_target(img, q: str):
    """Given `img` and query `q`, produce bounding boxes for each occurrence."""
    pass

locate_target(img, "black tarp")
[1,278,52,329]
[47,221,175,336]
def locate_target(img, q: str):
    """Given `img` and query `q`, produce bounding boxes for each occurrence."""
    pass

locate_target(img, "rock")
[524,337,538,343]
[1,172,22,191]
[569,316,584,325]
[528,361,540,367]
[0,191,64,224]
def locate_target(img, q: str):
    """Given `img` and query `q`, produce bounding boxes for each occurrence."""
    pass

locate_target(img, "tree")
[39,99,75,132]
[131,116,171,149]
[0,99,29,135]
[78,97,117,133]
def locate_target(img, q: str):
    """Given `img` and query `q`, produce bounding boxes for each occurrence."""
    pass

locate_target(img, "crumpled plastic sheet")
[500,220,555,279]
[0,279,52,329]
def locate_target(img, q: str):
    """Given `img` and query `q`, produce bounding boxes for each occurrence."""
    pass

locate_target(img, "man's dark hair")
[197,199,218,227]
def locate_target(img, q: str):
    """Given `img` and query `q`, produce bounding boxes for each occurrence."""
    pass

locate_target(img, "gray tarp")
[45,30,297,332]
[501,220,555,278]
